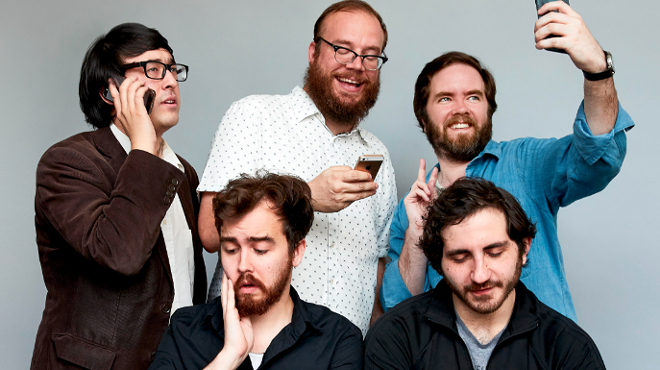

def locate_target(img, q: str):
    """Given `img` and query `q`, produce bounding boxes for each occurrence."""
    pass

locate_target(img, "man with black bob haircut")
[32,23,206,369]
[150,172,363,370]
[198,0,398,334]
[381,2,635,322]
[365,178,605,370]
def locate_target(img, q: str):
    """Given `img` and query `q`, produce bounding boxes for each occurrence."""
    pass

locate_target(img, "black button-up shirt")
[149,287,363,370]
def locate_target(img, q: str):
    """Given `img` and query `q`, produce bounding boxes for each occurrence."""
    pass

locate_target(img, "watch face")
[605,51,614,72]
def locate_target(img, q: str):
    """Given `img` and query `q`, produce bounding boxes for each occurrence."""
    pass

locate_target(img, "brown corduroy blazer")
[31,127,207,370]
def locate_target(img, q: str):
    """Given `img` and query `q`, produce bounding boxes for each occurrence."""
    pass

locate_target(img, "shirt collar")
[109,123,183,172]
[424,280,539,336]
[290,86,371,147]
[474,140,501,161]
[208,286,319,336]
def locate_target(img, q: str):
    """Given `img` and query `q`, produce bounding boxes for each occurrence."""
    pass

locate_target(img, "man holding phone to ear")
[380,0,634,321]
[31,23,206,369]
[198,0,397,335]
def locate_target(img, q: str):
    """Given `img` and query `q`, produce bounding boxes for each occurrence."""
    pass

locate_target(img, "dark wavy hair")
[79,23,173,128]
[313,0,388,52]
[212,172,314,254]
[413,51,497,131]
[419,178,536,274]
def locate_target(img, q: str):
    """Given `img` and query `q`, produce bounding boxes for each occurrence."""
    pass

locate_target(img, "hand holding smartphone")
[354,155,383,179]
[535,0,570,54]
[103,76,156,114]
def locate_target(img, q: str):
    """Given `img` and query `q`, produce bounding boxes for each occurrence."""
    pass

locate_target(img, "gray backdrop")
[2,0,658,367]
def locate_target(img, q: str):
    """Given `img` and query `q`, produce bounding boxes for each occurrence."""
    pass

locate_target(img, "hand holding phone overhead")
[534,0,610,76]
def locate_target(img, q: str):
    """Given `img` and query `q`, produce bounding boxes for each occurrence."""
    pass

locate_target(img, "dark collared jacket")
[365,281,605,370]
[149,287,363,370]
[31,127,207,370]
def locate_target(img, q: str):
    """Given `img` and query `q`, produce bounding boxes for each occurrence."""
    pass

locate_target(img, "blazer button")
[150,351,156,361]
[163,196,171,205]
[168,184,176,192]
[162,304,171,314]
[171,178,179,186]
[166,191,173,198]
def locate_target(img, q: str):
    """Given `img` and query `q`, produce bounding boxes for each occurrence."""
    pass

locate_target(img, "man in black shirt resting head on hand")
[150,172,363,370]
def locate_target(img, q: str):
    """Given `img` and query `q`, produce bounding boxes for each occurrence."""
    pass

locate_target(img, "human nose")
[161,67,178,89]
[237,249,253,273]
[345,54,366,71]
[452,98,469,115]
[471,256,491,284]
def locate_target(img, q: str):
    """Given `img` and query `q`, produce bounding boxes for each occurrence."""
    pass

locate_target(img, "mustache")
[465,280,504,292]
[234,273,267,293]
[444,114,477,128]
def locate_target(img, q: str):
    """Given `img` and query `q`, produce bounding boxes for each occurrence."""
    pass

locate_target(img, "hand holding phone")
[103,76,156,114]
[354,155,384,179]
[535,0,570,54]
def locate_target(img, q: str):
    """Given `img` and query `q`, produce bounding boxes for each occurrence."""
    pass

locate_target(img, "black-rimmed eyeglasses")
[317,37,388,71]
[121,61,189,82]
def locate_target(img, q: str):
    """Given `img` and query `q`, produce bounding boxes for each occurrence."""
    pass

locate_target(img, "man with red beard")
[149,173,363,370]
[198,0,397,335]
[381,1,634,323]
[366,178,606,370]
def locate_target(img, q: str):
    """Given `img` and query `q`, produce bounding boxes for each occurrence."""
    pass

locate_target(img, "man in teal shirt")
[380,1,633,321]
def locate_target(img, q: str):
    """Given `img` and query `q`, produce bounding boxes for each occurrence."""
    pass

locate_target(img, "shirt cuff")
[574,101,634,165]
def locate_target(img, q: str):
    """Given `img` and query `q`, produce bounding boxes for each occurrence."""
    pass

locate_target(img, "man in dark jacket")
[31,23,206,370]
[365,178,605,370]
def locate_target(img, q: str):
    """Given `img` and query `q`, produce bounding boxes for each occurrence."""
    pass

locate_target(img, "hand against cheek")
[308,166,378,213]
[218,273,253,368]
[107,77,159,155]
[534,1,606,73]
[404,159,439,233]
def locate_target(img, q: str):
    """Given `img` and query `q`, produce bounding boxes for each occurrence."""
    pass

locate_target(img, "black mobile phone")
[354,154,384,179]
[102,76,156,115]
[535,0,570,54]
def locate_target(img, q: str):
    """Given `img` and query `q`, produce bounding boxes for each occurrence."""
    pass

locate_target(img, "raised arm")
[535,1,617,135]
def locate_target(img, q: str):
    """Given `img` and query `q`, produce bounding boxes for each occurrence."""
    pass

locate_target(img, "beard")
[304,58,380,130]
[444,253,522,315]
[234,257,292,317]
[425,113,492,163]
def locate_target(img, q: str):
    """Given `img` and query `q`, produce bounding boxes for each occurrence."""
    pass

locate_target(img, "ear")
[521,237,532,266]
[292,239,306,267]
[308,41,317,64]
[420,119,427,134]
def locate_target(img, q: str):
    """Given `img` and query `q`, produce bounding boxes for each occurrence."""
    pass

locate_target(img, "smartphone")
[102,76,156,115]
[354,155,383,179]
[535,0,570,54]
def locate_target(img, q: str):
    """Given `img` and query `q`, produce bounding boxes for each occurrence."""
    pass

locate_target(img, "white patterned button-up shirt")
[198,86,397,334]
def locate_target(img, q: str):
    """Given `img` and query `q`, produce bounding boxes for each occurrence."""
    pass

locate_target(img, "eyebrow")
[218,235,276,245]
[445,241,509,257]
[433,89,484,99]
[330,38,382,54]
